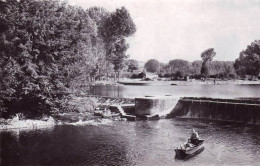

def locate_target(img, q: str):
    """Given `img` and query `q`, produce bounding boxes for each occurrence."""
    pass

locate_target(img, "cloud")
[69,0,260,63]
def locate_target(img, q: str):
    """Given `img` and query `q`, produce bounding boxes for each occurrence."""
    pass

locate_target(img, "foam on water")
[63,119,113,126]
[0,115,55,130]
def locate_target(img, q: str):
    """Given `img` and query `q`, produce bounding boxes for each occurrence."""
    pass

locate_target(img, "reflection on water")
[92,84,260,98]
[1,119,260,166]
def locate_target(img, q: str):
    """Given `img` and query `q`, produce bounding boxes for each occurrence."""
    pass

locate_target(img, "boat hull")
[175,140,204,159]
[175,147,205,160]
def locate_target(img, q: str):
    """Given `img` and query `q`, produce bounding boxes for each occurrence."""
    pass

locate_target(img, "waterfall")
[117,106,126,116]
[157,97,179,117]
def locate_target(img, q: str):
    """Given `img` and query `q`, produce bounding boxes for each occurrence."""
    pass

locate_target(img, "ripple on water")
[1,119,260,166]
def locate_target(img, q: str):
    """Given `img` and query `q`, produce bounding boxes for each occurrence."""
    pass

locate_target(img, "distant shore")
[111,79,260,86]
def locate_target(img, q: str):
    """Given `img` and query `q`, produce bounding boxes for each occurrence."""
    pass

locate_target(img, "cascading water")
[117,106,126,116]
[135,96,180,117]
[157,97,179,117]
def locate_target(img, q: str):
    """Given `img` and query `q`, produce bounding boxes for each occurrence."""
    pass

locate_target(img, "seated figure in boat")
[188,129,200,145]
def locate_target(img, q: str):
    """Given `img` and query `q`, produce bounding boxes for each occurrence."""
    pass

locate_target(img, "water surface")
[1,119,259,166]
[92,84,260,98]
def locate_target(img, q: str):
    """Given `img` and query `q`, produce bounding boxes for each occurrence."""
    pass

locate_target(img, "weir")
[90,95,260,124]
[135,96,179,117]
[168,97,260,124]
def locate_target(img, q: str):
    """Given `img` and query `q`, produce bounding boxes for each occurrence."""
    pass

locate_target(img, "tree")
[201,48,216,77]
[126,59,139,72]
[0,0,111,117]
[222,64,232,79]
[191,60,202,75]
[172,71,183,80]
[101,7,136,80]
[234,40,260,78]
[169,59,190,75]
[144,59,160,73]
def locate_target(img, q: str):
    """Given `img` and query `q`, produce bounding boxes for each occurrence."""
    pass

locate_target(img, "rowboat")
[175,140,204,159]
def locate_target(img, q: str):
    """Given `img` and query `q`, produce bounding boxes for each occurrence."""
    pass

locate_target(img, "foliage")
[168,59,190,74]
[190,74,202,80]
[234,40,260,78]
[201,48,216,62]
[101,7,136,79]
[142,77,152,81]
[0,0,135,118]
[126,59,139,72]
[138,72,146,78]
[159,58,235,80]
[201,62,209,77]
[144,59,160,73]
[191,61,202,75]
[171,71,184,80]
[200,48,216,77]
[131,72,146,79]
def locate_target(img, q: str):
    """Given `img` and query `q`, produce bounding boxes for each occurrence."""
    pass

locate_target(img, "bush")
[131,74,138,79]
[121,72,133,78]
[164,73,172,77]
[190,74,202,79]
[142,78,152,81]
[71,97,98,113]
[131,72,146,79]
[137,72,146,78]
[210,75,217,79]
[229,74,236,79]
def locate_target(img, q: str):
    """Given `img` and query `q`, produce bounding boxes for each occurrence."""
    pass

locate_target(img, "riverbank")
[0,115,55,130]
[117,79,260,86]
[87,78,260,87]
[0,96,135,131]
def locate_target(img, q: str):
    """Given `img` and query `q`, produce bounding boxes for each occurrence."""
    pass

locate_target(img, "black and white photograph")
[0,0,260,165]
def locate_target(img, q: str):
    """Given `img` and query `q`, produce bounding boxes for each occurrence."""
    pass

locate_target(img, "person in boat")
[188,129,200,145]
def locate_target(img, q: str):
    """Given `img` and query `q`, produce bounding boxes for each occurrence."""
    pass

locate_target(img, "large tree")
[87,7,112,81]
[200,48,216,77]
[0,0,94,116]
[101,7,136,79]
[234,40,260,78]
[0,0,123,117]
[144,59,160,73]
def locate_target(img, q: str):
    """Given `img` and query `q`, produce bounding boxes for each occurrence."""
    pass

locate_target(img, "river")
[2,83,260,165]
[92,83,260,99]
[1,119,260,166]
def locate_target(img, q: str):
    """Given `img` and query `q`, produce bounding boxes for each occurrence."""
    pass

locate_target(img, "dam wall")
[135,96,178,117]
[169,97,260,124]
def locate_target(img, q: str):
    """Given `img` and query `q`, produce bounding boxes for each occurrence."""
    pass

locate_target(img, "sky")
[69,0,260,63]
